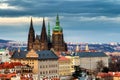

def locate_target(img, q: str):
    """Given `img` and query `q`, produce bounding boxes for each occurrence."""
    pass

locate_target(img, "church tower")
[47,22,52,49]
[33,35,40,51]
[39,18,48,50]
[52,14,67,52]
[27,18,35,51]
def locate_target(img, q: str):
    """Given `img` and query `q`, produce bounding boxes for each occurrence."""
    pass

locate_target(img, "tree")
[102,67,109,73]
[96,60,105,72]
[72,66,82,78]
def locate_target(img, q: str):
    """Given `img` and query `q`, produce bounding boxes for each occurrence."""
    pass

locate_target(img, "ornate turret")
[53,14,62,32]
[75,44,80,52]
[27,18,35,51]
[85,43,89,52]
[56,14,60,26]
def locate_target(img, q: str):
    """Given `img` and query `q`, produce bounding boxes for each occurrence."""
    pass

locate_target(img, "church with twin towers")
[27,14,67,52]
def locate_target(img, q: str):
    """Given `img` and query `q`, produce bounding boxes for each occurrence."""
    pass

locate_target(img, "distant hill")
[0,39,13,43]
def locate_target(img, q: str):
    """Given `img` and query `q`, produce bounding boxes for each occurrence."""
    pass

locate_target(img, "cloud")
[0,0,120,17]
[0,17,49,26]
[1,0,120,43]
[0,3,23,10]
[79,16,120,23]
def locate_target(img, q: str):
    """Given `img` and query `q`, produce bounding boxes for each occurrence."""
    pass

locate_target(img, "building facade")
[58,56,71,77]
[75,52,109,71]
[0,49,11,63]
[65,56,80,73]
[27,15,67,52]
[11,49,59,80]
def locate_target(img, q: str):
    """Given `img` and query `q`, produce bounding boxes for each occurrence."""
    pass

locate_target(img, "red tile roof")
[0,73,16,79]
[59,56,69,61]
[97,72,120,78]
[0,62,23,69]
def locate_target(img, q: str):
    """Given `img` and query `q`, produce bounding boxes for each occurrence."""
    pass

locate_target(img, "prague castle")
[27,14,67,52]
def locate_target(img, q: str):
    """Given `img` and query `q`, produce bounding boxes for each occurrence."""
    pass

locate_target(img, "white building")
[74,52,109,71]
[0,49,11,62]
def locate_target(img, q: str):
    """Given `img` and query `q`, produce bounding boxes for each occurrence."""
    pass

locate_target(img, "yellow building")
[65,56,80,73]
[58,56,71,77]
[11,49,59,80]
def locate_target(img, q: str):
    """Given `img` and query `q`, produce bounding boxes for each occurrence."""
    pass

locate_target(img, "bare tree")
[96,60,105,72]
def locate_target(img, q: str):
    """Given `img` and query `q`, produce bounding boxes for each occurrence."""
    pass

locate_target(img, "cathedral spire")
[53,14,62,32]
[27,17,35,51]
[29,17,34,31]
[40,18,47,42]
[48,22,51,38]
[56,14,60,26]
[48,22,51,43]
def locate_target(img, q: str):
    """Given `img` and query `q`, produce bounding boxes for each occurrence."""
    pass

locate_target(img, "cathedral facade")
[27,15,67,52]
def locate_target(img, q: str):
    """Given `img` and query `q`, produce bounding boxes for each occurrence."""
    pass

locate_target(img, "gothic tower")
[33,35,40,51]
[39,18,48,50]
[52,14,67,52]
[27,18,35,51]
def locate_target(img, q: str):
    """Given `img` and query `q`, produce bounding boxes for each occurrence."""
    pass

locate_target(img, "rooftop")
[72,52,107,57]
[11,50,59,60]
[59,56,69,61]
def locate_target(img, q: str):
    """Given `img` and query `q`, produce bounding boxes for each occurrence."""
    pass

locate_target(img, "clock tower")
[52,14,67,52]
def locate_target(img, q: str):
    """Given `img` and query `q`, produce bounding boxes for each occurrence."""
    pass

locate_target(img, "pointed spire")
[48,22,51,37]
[27,17,35,51]
[75,44,80,52]
[43,17,45,28]
[29,17,34,31]
[56,14,60,26]
[85,43,89,52]
[29,17,35,36]
[40,18,47,42]
[18,47,21,53]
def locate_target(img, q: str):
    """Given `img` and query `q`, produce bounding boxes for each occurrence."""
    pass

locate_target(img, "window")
[40,72,42,74]
[40,65,42,68]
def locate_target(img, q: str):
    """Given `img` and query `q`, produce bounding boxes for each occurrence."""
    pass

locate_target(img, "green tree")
[102,67,109,73]
[72,66,82,78]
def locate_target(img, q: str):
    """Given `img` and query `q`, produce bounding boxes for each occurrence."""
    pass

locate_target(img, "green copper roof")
[53,14,62,32]
[48,22,51,37]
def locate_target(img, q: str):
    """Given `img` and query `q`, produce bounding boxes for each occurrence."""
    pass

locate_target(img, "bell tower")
[52,14,67,52]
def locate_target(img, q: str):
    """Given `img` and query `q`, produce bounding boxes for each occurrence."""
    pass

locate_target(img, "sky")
[0,0,120,43]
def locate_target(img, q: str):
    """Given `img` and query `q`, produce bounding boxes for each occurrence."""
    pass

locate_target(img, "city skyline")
[0,0,120,43]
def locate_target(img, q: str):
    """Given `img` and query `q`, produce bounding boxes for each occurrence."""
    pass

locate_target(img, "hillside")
[0,39,13,43]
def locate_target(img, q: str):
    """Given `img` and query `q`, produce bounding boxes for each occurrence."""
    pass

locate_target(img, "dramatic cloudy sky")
[0,0,120,43]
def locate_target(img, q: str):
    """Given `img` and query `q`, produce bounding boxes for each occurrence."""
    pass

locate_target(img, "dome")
[53,26,62,32]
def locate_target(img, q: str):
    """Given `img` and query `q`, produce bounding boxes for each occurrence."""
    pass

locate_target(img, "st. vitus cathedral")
[27,15,67,52]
